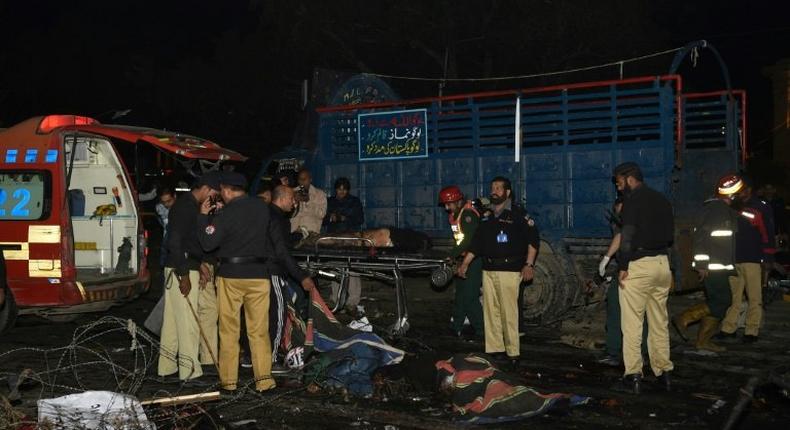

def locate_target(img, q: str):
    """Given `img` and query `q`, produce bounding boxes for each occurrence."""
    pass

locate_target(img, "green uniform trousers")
[452,257,484,335]
[704,271,733,319]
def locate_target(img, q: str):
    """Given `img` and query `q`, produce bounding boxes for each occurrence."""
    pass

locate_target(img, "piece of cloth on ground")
[305,343,382,396]
[282,287,404,369]
[436,353,589,424]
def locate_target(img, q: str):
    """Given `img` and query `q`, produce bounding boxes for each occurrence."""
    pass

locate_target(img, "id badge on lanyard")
[496,230,509,243]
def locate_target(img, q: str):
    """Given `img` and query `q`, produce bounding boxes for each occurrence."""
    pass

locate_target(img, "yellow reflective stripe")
[693,254,710,261]
[708,263,734,271]
[710,230,733,237]
[28,259,62,277]
[28,225,61,243]
[1,242,29,260]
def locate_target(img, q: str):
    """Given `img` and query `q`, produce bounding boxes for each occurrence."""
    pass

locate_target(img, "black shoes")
[743,334,758,344]
[656,371,671,392]
[508,356,521,372]
[714,331,737,341]
[613,374,641,395]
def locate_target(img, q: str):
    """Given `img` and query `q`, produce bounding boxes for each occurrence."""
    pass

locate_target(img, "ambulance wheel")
[521,252,571,325]
[0,289,18,334]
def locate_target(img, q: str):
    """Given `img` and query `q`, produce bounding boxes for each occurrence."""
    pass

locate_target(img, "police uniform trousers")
[721,262,762,336]
[198,264,219,365]
[605,279,649,359]
[618,255,673,377]
[482,270,521,357]
[216,276,275,392]
[158,268,203,380]
[704,271,733,320]
[453,257,484,335]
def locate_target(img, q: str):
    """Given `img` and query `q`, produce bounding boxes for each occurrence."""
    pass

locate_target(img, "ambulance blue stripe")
[5,149,17,163]
[25,149,38,163]
[45,149,58,163]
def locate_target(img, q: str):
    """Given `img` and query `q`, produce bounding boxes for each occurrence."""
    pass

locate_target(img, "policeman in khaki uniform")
[158,172,221,382]
[438,185,484,338]
[672,174,740,352]
[458,177,539,370]
[613,162,674,394]
[197,172,316,392]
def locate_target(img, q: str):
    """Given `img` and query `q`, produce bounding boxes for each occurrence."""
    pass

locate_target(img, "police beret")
[612,162,642,179]
[220,171,248,189]
[195,171,221,190]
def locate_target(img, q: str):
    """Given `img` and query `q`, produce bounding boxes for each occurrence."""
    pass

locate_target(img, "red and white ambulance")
[0,115,245,332]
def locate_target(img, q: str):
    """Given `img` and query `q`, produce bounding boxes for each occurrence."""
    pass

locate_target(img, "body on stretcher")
[291,235,454,336]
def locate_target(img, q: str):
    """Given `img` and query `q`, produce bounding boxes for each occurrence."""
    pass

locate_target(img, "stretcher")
[292,237,453,336]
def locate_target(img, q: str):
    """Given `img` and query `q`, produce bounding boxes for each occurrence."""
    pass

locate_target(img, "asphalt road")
[1,269,789,429]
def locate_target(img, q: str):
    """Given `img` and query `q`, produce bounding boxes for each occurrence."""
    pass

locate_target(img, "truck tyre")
[0,289,18,334]
[521,252,572,324]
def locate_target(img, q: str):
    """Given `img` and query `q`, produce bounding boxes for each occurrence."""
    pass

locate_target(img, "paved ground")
[1,267,789,429]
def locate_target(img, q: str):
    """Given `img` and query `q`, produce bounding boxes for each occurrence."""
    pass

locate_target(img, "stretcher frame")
[292,237,451,335]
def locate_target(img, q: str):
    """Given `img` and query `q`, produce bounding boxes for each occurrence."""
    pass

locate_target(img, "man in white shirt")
[290,168,327,234]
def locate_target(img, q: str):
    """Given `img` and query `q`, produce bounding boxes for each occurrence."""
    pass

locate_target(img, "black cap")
[195,171,221,191]
[612,162,643,181]
[220,171,248,189]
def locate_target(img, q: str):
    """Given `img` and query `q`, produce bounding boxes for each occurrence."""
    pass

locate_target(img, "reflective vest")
[692,198,738,271]
[449,201,479,246]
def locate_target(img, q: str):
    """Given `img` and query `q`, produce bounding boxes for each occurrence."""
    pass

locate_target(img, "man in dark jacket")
[324,177,365,312]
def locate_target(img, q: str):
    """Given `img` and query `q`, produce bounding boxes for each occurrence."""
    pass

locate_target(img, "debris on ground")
[37,391,153,429]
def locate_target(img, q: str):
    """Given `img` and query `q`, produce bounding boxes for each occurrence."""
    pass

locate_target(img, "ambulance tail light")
[60,226,76,280]
[37,115,99,134]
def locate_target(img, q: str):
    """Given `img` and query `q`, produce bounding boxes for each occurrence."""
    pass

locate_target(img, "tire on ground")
[521,251,572,324]
[0,289,18,334]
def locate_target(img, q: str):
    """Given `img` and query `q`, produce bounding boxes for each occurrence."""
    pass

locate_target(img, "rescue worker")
[290,168,327,235]
[718,180,776,343]
[672,174,740,352]
[197,172,315,393]
[612,162,674,394]
[158,172,221,382]
[438,185,484,339]
[457,176,539,370]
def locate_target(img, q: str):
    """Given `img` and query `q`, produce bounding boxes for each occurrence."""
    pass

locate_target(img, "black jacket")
[197,195,308,280]
[164,192,205,276]
[618,184,674,270]
[692,198,738,272]
[324,195,364,233]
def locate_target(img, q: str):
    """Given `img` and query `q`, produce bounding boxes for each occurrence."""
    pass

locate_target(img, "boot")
[672,303,710,342]
[696,316,726,353]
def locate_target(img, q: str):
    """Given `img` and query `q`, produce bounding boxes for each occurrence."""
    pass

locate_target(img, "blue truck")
[256,44,746,324]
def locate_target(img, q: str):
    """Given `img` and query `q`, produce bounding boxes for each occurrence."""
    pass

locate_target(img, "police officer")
[672,174,740,352]
[457,176,539,369]
[197,172,316,393]
[438,185,484,339]
[613,162,674,394]
[158,172,221,382]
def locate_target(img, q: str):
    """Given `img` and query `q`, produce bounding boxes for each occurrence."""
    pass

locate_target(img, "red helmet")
[716,174,744,197]
[438,185,463,204]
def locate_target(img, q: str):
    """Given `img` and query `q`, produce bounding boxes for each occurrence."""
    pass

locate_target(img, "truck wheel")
[521,252,571,324]
[0,289,18,334]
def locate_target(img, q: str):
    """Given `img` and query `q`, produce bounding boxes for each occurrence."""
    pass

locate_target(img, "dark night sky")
[1,0,788,162]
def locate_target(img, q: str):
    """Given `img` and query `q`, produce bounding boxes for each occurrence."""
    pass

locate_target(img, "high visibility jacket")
[449,201,479,251]
[692,198,738,272]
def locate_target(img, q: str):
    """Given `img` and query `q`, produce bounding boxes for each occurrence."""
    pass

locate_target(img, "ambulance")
[0,115,245,332]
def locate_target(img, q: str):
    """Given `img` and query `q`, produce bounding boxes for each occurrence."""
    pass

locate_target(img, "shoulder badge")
[205,225,216,235]
[464,215,472,223]
[527,218,535,227]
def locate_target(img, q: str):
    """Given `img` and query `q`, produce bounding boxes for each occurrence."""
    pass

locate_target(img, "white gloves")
[598,255,611,277]
[298,226,310,240]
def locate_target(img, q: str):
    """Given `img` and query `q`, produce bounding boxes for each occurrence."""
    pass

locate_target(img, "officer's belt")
[635,247,668,254]
[218,256,268,265]
[484,256,523,265]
